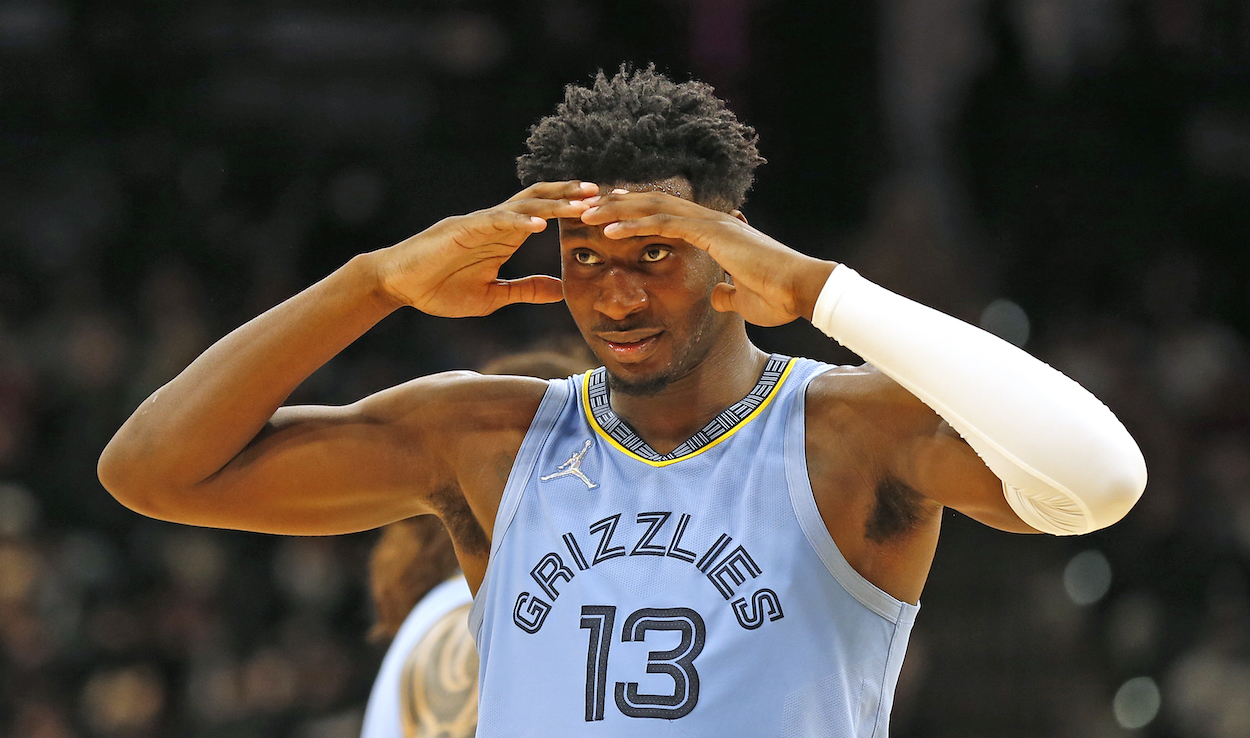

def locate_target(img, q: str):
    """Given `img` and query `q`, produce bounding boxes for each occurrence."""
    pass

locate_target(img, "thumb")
[710,282,738,314]
[494,275,565,307]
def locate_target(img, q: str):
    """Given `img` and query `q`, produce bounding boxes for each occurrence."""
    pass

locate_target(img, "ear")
[729,209,749,224]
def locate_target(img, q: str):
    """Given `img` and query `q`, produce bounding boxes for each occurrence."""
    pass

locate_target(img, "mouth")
[597,329,664,362]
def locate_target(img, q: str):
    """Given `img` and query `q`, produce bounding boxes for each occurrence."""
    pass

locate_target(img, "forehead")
[558,176,693,246]
[604,176,693,200]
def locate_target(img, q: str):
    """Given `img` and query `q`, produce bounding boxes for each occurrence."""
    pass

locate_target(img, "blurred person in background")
[361,348,592,738]
[97,65,1147,735]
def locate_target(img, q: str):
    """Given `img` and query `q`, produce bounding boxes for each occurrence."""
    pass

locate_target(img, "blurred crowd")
[1,1,1248,736]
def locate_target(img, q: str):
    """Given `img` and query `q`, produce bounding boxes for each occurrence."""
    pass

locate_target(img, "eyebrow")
[559,222,595,241]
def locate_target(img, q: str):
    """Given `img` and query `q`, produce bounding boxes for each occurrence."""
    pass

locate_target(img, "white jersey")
[469,356,919,737]
[361,576,473,738]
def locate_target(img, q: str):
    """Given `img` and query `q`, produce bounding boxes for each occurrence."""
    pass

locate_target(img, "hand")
[579,190,836,326]
[377,181,598,317]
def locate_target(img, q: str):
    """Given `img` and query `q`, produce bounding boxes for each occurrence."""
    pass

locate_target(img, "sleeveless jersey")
[361,576,474,738]
[468,356,919,737]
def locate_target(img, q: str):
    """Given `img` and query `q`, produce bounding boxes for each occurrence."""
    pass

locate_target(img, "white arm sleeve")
[810,265,1147,535]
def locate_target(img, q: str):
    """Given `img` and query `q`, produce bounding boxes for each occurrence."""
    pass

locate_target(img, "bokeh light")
[1063,549,1112,606]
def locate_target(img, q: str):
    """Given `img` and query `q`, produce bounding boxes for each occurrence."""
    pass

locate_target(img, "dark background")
[2,1,1249,736]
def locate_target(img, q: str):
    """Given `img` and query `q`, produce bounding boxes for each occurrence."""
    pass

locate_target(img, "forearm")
[809,265,1147,535]
[99,251,398,497]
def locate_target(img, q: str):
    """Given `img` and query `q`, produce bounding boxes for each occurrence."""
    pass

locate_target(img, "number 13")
[579,605,706,721]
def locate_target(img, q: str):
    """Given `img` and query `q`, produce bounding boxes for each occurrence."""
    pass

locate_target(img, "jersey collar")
[581,354,796,467]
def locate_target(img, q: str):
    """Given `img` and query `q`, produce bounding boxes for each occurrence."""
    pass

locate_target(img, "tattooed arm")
[399,603,479,738]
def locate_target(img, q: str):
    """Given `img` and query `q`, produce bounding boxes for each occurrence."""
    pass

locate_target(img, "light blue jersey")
[361,576,473,738]
[469,355,919,737]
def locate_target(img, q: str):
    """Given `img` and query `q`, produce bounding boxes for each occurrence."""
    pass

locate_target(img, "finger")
[492,275,565,308]
[710,282,738,313]
[579,191,704,225]
[495,215,549,248]
[454,210,548,246]
[508,196,595,221]
[598,214,713,250]
[459,207,548,231]
[506,180,599,204]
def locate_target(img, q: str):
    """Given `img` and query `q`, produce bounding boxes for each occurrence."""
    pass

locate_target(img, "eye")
[573,250,602,265]
[640,245,670,263]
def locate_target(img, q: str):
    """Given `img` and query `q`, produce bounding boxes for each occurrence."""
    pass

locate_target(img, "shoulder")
[355,370,556,432]
[801,361,945,531]
[341,370,559,495]
[803,362,935,438]
[805,362,917,404]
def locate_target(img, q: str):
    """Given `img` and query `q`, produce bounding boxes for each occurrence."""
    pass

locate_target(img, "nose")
[593,267,649,321]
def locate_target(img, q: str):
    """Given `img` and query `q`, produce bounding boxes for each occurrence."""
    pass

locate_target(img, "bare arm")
[98,181,597,535]
[99,253,410,531]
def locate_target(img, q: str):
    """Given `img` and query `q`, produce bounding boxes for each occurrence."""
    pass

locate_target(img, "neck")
[608,334,769,455]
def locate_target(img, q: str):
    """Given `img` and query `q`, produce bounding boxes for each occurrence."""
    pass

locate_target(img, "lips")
[597,329,664,362]
[598,327,661,343]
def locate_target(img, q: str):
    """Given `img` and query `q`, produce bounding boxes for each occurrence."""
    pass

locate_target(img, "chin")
[605,369,673,397]
[603,352,692,397]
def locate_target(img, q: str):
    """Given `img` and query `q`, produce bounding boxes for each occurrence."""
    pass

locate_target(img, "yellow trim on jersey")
[581,358,797,467]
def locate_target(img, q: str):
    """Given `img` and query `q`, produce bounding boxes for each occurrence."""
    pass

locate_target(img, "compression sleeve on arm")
[810,265,1147,535]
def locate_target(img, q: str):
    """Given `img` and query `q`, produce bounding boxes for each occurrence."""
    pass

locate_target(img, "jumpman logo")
[540,439,598,489]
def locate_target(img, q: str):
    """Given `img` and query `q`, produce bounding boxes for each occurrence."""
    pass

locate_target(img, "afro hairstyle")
[516,64,765,212]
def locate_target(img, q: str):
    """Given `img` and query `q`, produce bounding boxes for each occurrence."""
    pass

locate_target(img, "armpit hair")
[866,476,930,543]
[429,483,489,558]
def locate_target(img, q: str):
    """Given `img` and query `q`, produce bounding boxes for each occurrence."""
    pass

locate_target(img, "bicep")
[150,375,481,535]
[189,399,445,534]
[904,421,1040,534]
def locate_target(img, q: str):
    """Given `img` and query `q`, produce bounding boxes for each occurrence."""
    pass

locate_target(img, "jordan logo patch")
[540,439,597,489]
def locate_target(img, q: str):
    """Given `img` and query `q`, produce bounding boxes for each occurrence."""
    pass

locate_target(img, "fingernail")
[583,206,598,216]
[604,223,622,235]
[611,188,629,195]
[581,196,601,205]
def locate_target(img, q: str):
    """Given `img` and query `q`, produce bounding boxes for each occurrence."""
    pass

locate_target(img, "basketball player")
[361,350,592,738]
[363,515,475,738]
[99,66,1147,735]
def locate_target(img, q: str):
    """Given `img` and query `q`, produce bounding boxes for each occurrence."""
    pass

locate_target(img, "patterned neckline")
[583,354,794,465]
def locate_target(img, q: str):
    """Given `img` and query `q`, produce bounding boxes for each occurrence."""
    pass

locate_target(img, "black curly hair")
[517,64,765,212]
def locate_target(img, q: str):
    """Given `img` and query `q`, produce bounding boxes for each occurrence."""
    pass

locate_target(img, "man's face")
[558,178,735,396]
